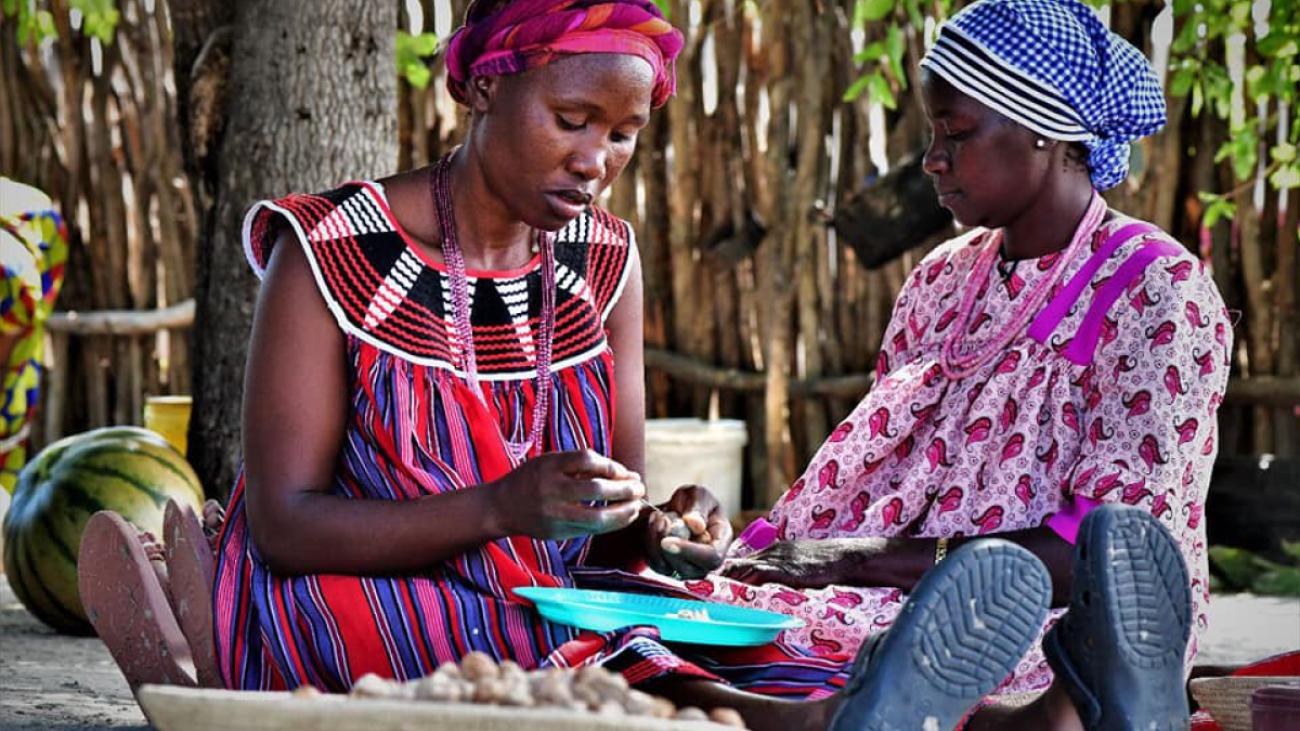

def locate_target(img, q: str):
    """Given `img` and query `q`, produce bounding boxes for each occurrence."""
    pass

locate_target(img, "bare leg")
[963,682,1084,731]
[640,676,839,731]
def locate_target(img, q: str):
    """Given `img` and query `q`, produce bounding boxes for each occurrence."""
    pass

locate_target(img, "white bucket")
[643,418,748,517]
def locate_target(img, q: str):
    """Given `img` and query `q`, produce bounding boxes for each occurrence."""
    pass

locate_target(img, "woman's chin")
[944,203,990,229]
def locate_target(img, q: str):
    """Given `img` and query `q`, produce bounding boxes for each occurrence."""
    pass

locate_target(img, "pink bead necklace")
[430,153,556,460]
[939,192,1105,380]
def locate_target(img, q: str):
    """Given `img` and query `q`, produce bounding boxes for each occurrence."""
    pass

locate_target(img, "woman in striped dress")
[205,4,895,726]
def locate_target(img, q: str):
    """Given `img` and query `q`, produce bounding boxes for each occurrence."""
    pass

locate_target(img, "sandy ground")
[0,582,147,731]
[0,579,1296,731]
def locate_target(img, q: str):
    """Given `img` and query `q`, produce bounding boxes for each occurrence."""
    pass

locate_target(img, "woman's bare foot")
[201,499,226,549]
[78,510,197,695]
[639,676,838,731]
[964,682,1085,730]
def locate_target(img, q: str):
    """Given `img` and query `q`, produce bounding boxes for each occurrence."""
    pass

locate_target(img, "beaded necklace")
[430,153,556,461]
[939,192,1105,380]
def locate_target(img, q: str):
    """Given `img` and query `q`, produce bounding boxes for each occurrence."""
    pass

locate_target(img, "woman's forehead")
[523,54,655,112]
[922,76,987,119]
[544,53,655,87]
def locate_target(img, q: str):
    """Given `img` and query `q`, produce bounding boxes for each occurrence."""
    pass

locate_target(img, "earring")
[1034,139,1048,149]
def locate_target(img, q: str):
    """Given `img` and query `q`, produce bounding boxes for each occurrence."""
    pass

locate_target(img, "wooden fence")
[4,0,1297,509]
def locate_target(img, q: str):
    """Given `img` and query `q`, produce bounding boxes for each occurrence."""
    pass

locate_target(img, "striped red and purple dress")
[212,181,849,696]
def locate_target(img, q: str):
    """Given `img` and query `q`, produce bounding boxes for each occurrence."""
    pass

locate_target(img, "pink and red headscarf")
[445,0,684,108]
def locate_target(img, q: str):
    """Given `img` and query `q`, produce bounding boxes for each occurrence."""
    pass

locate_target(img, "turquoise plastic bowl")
[513,587,803,646]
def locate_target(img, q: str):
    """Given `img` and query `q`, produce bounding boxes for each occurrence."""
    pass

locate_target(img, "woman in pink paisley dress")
[685,0,1233,728]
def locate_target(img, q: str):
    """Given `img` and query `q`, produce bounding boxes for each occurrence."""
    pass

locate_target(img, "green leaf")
[1252,568,1300,597]
[1258,32,1298,59]
[1172,17,1202,54]
[18,9,56,46]
[1245,64,1266,100]
[886,24,906,84]
[1202,64,1234,119]
[869,71,897,110]
[651,0,671,20]
[1282,540,1300,563]
[397,30,439,87]
[1273,143,1298,164]
[1171,66,1197,97]
[1229,0,1251,27]
[1200,194,1238,228]
[1216,127,1260,181]
[409,34,437,56]
[853,41,885,65]
[904,0,924,29]
[403,63,432,90]
[70,0,121,45]
[857,0,895,24]
[1271,164,1300,190]
[842,74,873,102]
[1210,546,1263,589]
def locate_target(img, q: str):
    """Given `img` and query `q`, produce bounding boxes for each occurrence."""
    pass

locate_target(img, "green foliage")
[1168,0,1300,224]
[854,0,895,24]
[1209,543,1300,597]
[845,0,935,108]
[3,0,118,46]
[397,30,439,90]
[1198,191,1236,228]
[3,0,56,46]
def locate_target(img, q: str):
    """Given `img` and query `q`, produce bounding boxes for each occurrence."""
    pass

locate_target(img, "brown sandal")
[78,510,197,695]
[163,499,221,688]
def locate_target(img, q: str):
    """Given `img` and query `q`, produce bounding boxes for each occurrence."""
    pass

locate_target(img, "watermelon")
[2,426,205,635]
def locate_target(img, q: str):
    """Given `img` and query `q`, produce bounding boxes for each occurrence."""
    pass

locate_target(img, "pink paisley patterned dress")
[683,213,1232,694]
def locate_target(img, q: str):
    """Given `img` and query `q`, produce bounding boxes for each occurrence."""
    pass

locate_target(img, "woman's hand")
[489,450,645,540]
[720,538,883,589]
[644,485,733,580]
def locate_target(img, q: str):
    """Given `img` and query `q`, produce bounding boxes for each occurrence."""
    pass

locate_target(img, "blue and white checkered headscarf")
[919,0,1166,190]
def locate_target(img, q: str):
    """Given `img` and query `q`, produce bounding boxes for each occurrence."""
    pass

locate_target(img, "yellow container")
[144,395,192,456]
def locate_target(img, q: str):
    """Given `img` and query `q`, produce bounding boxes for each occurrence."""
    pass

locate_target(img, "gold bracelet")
[934,537,949,564]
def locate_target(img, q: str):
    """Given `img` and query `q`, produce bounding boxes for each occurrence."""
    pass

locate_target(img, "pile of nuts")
[315,652,745,727]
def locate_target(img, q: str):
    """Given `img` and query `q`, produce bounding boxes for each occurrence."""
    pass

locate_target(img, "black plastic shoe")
[828,539,1052,731]
[1043,504,1192,731]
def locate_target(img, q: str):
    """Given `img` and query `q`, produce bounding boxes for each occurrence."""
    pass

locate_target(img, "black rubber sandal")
[1043,504,1192,731]
[829,538,1052,731]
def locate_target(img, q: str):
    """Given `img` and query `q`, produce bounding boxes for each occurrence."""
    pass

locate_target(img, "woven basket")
[1189,676,1300,731]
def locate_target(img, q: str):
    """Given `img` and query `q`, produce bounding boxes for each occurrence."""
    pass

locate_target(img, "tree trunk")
[177,0,398,499]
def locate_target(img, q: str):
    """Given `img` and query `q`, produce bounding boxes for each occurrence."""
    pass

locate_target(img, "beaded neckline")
[430,153,556,459]
[938,192,1106,380]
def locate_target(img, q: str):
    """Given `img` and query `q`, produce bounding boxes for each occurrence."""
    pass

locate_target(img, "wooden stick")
[648,347,1300,405]
[47,300,196,336]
